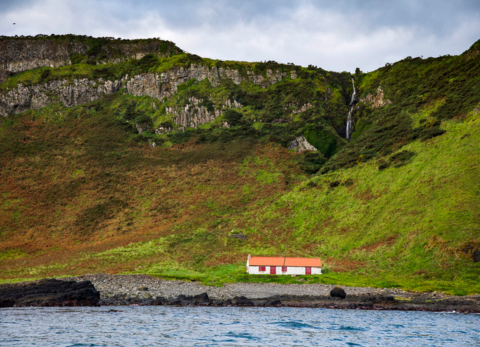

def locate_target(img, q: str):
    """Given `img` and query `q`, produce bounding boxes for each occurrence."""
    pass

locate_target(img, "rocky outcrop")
[284,102,313,115]
[161,97,242,131]
[1,64,291,131]
[359,86,392,108]
[288,136,317,152]
[0,36,182,80]
[126,64,289,100]
[0,38,71,76]
[330,286,347,299]
[473,105,480,116]
[0,78,123,116]
[0,279,100,307]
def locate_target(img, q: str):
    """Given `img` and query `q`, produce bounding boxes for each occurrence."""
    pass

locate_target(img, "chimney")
[247,253,251,259]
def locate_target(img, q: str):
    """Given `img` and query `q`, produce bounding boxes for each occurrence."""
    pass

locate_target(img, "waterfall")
[346,78,357,140]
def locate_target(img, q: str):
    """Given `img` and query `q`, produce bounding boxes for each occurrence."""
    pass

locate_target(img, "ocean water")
[1,307,479,346]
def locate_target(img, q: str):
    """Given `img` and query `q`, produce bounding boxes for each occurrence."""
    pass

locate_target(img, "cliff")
[0,64,291,130]
[0,35,183,83]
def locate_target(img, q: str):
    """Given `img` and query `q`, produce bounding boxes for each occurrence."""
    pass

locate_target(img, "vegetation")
[0,37,479,295]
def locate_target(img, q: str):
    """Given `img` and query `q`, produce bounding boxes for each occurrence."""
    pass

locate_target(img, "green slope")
[0,36,479,294]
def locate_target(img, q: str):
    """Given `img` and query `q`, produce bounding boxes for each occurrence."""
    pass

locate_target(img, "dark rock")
[229,233,247,240]
[166,299,182,306]
[330,287,347,299]
[232,296,254,306]
[0,299,15,307]
[329,181,341,188]
[0,279,100,307]
[137,286,148,291]
[152,297,166,305]
[264,299,282,306]
[193,293,210,303]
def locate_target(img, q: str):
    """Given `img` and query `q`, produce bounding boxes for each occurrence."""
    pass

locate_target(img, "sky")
[1,0,480,72]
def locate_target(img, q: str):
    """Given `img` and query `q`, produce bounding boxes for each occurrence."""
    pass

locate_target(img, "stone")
[288,136,317,152]
[232,296,254,306]
[473,106,480,116]
[264,298,282,306]
[193,292,210,303]
[0,78,122,116]
[330,286,347,299]
[0,279,100,307]
[359,86,392,108]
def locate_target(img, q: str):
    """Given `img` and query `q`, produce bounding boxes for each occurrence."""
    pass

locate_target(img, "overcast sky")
[1,0,480,72]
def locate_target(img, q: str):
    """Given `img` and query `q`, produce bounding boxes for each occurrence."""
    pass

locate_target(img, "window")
[305,267,311,275]
[282,266,287,272]
[270,266,276,275]
[259,266,266,272]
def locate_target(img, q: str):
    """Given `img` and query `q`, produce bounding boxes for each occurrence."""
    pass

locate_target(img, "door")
[270,266,276,274]
[305,267,311,275]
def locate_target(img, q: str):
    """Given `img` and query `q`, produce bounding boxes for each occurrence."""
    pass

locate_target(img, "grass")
[0,102,478,295]
[0,37,479,296]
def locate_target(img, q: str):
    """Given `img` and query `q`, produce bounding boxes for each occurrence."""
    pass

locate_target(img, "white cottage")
[246,254,322,275]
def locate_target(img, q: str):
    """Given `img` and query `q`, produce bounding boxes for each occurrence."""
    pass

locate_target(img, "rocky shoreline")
[1,274,479,313]
[0,278,99,307]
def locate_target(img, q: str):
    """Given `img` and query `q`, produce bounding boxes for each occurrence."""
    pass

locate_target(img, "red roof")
[249,257,321,267]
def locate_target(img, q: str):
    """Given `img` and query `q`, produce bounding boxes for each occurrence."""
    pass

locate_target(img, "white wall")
[247,265,321,275]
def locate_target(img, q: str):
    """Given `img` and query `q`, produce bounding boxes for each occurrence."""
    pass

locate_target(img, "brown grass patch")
[325,258,366,272]
[357,235,399,253]
[0,111,302,280]
[204,253,245,267]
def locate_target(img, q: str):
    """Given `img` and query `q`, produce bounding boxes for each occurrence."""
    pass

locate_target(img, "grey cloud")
[0,0,479,72]
[0,0,34,12]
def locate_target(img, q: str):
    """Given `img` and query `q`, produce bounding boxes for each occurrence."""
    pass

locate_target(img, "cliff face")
[0,64,292,130]
[126,64,290,101]
[0,39,71,74]
[359,86,391,108]
[0,78,124,116]
[0,35,183,82]
[162,97,242,132]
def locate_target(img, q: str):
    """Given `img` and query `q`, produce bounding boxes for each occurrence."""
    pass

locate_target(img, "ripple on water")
[332,325,368,332]
[223,331,260,340]
[0,307,479,347]
[272,321,318,329]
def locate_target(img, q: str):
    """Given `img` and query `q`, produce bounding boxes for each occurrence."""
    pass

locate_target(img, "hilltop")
[0,35,479,295]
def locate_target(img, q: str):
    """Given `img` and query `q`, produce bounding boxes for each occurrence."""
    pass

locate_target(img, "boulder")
[232,296,254,306]
[154,297,166,305]
[264,298,282,306]
[330,286,347,299]
[193,292,210,303]
[288,136,317,152]
[0,279,100,307]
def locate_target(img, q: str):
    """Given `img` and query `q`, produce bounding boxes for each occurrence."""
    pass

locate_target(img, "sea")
[1,306,479,346]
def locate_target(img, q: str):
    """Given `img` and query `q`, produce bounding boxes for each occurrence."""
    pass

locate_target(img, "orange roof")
[249,257,321,267]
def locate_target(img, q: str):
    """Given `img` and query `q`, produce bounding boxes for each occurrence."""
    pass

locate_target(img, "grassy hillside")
[0,38,479,295]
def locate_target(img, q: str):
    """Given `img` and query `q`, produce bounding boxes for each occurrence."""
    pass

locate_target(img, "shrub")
[40,69,51,81]
[304,127,338,158]
[300,151,327,174]
[225,109,243,127]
